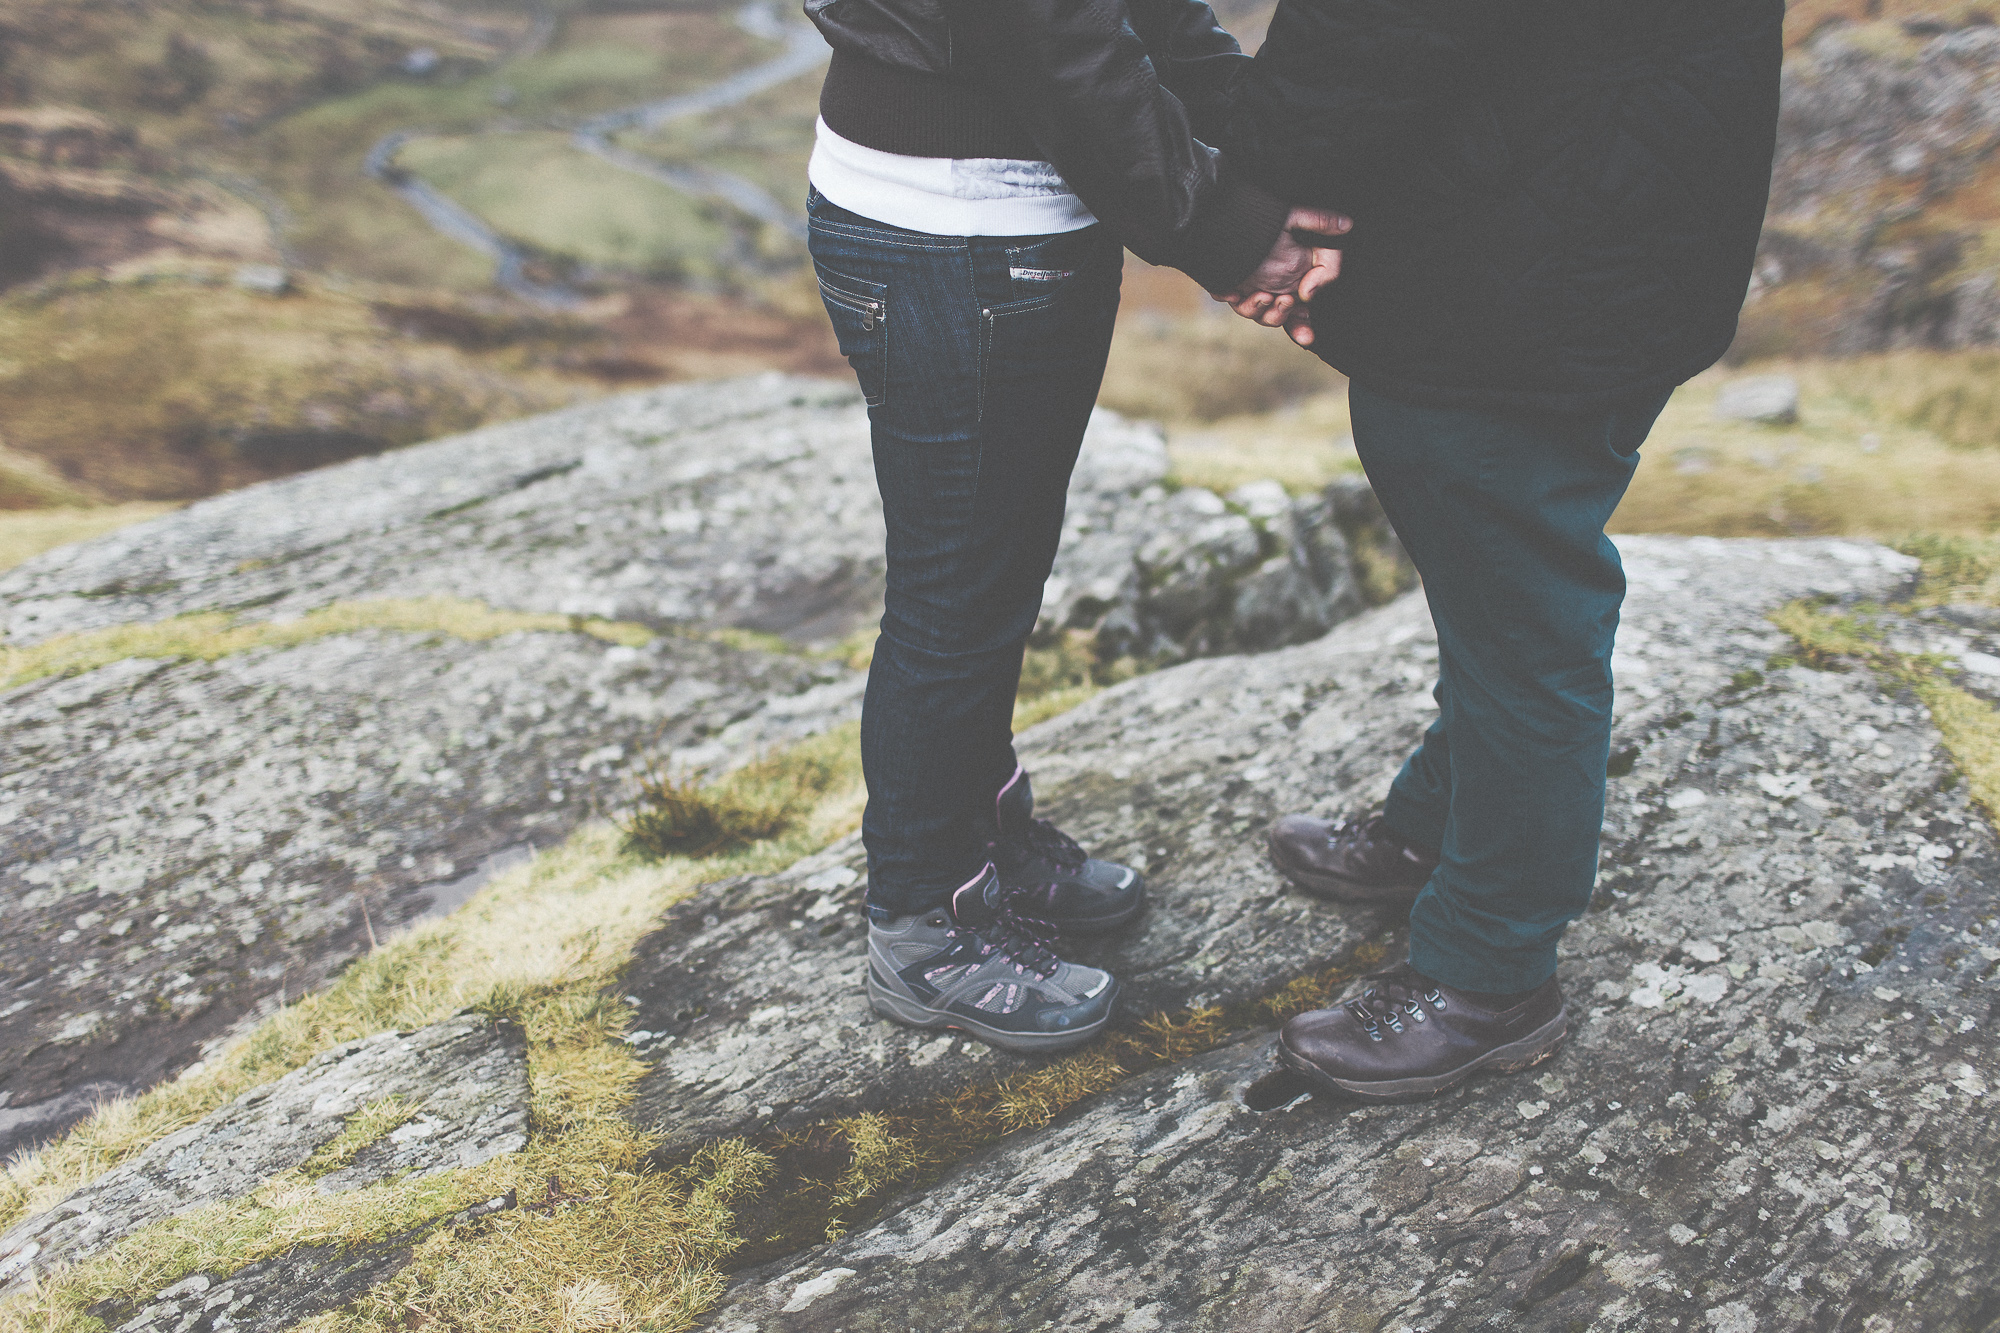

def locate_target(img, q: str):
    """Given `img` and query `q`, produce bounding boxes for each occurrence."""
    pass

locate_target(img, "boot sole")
[866,973,1114,1055]
[1276,1007,1569,1104]
[1266,829,1426,906]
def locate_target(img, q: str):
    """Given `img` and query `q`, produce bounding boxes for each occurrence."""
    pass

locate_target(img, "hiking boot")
[1277,961,1567,1103]
[979,765,1144,935]
[866,863,1119,1054]
[1266,811,1438,904]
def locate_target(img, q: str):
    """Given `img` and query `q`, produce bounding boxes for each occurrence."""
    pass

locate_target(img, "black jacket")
[806,0,1289,293]
[1219,0,1785,411]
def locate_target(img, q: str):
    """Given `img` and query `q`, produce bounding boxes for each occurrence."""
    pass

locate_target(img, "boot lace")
[966,901,1063,979]
[1009,816,1088,872]
[1346,965,1448,1043]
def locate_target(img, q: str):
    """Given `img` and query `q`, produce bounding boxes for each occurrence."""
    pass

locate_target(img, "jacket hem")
[1323,332,1738,416]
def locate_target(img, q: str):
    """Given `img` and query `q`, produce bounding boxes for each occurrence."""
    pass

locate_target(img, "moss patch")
[723,938,1396,1264]
[623,726,856,860]
[1772,593,2000,823]
[0,596,655,693]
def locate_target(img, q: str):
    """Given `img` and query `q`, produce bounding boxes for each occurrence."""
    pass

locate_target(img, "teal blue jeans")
[1352,382,1672,993]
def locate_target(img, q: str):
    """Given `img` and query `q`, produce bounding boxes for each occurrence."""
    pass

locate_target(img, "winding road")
[365,2,829,307]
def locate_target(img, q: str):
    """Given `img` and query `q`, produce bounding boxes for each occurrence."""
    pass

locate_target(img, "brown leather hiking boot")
[1266,812,1439,904]
[1277,961,1567,1103]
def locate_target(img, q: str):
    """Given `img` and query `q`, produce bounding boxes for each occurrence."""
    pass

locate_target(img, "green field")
[396,132,739,280]
[244,7,781,285]
[617,72,819,216]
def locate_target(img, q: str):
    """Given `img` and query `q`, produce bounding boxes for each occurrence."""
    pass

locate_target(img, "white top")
[807,118,1097,237]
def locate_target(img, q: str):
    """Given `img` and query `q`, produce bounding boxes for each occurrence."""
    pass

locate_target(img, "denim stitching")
[807,218,966,251]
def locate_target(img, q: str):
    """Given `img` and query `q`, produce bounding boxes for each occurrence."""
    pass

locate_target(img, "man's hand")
[1212,206,1350,330]
[1276,246,1342,347]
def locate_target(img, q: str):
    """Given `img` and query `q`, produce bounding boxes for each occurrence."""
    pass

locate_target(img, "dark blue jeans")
[1352,382,1673,994]
[806,190,1124,918]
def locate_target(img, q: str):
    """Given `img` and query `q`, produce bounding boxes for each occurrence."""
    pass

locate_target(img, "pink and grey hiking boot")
[866,863,1119,1054]
[977,765,1145,936]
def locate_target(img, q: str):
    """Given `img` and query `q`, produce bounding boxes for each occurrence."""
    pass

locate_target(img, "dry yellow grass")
[0,277,590,502]
[1101,309,1338,425]
[0,444,100,511]
[1613,361,2000,539]
[1165,390,1357,495]
[0,503,179,573]
[1132,352,2000,537]
[623,726,858,860]
[0,597,654,693]
[1782,0,1996,46]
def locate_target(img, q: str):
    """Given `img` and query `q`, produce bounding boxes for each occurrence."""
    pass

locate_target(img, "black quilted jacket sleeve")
[1217,0,1523,211]
[943,0,1290,293]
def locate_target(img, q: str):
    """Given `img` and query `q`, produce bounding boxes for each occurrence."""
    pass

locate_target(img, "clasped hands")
[1210,207,1349,347]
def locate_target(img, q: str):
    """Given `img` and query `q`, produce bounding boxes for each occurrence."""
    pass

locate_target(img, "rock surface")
[1713,374,1801,426]
[101,1237,424,1333]
[617,584,1436,1151]
[0,1015,527,1295]
[0,622,849,1161]
[1,376,1397,1160]
[701,534,2000,1331]
[1044,473,1372,662]
[0,374,1381,660]
[624,537,1932,1160]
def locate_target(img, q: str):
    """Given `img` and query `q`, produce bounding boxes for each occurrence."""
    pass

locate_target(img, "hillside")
[0,0,845,510]
[12,0,2000,525]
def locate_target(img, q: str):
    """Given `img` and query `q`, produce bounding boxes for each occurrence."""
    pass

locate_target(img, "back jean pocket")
[816,263,888,406]
[1004,228,1102,302]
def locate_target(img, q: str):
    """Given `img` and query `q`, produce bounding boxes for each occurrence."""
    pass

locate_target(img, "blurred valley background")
[5,0,2000,577]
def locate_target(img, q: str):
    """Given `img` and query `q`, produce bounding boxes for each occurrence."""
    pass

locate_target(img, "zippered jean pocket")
[816,265,888,406]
